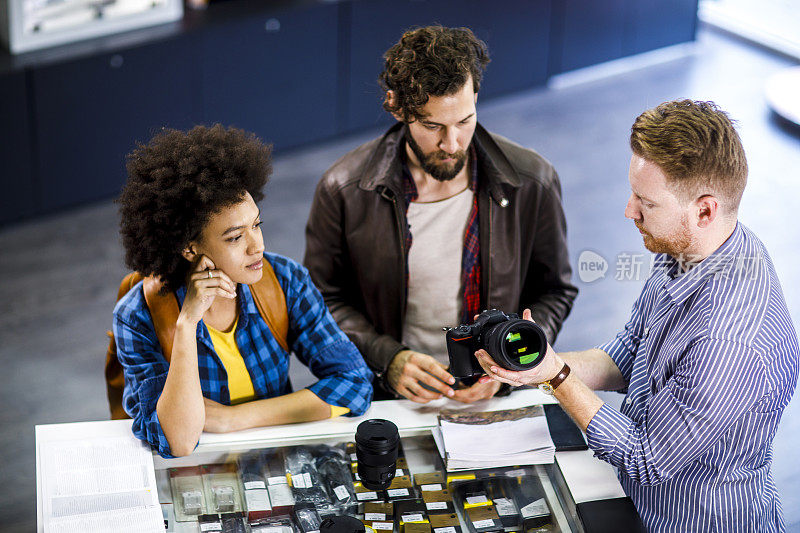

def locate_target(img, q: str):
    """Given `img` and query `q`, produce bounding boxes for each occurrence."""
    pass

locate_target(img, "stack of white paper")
[432,405,555,471]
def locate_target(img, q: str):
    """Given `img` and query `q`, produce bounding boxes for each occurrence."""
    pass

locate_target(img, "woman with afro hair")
[113,124,372,457]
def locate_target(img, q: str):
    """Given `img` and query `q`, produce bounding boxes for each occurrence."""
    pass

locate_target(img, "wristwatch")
[538,363,571,395]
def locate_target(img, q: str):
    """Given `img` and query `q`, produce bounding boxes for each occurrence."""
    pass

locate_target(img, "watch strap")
[539,363,571,395]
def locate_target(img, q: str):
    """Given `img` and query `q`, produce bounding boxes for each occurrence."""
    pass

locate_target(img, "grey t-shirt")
[401,187,474,366]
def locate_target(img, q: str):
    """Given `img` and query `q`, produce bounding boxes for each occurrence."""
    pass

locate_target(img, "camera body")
[445,309,547,379]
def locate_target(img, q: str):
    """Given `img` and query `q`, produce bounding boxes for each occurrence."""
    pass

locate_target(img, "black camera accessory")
[356,419,400,491]
[320,515,367,533]
[445,310,547,379]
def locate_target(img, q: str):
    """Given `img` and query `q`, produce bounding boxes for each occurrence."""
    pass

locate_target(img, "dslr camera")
[445,309,547,379]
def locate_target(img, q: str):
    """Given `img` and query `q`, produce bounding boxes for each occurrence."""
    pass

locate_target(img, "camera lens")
[320,516,366,533]
[355,419,399,490]
[485,319,547,371]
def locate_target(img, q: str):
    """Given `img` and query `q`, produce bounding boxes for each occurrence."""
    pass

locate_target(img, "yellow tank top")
[206,316,256,405]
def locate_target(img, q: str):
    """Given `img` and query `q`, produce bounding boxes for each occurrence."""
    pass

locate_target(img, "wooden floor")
[1,27,798,532]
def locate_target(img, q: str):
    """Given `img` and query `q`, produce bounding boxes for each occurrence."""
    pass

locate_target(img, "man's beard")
[635,214,692,258]
[405,130,468,182]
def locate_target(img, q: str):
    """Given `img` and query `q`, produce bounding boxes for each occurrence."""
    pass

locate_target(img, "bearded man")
[304,25,577,402]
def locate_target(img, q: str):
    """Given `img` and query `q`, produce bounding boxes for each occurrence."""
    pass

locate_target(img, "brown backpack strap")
[142,277,180,363]
[249,258,290,353]
[105,272,145,420]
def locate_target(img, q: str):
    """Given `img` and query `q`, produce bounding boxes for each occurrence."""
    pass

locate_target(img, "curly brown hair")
[630,99,747,214]
[118,124,272,292]
[379,25,490,123]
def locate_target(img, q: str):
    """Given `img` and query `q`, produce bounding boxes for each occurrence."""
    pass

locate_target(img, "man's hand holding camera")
[475,309,563,387]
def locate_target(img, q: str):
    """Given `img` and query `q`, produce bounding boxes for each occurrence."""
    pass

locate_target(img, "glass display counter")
[37,391,627,533]
[153,433,579,533]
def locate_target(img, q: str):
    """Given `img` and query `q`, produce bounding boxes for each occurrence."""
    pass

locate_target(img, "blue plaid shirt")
[113,252,373,458]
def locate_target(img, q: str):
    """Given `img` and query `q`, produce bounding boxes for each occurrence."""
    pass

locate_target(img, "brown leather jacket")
[304,123,577,393]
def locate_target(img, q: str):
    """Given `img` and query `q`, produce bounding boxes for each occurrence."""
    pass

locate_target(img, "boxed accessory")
[363,501,395,532]
[428,513,462,533]
[238,452,273,521]
[294,503,323,533]
[414,473,445,492]
[263,450,296,515]
[286,447,331,507]
[464,506,503,533]
[202,464,244,514]
[169,466,207,522]
[386,475,415,501]
[394,499,429,533]
[421,490,455,515]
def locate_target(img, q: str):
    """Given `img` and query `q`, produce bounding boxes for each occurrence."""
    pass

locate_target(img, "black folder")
[544,403,589,451]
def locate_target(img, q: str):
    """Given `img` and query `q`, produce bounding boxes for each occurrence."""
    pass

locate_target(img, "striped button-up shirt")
[587,223,798,532]
[113,253,373,458]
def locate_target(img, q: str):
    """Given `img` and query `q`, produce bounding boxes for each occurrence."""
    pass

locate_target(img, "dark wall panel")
[201,3,339,151]
[0,71,34,225]
[32,35,200,212]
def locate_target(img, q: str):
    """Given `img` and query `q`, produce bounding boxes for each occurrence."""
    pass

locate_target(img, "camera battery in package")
[386,475,415,501]
[294,502,323,533]
[202,464,244,514]
[513,475,552,530]
[428,513,463,533]
[395,499,429,533]
[421,489,455,515]
[198,512,248,533]
[353,480,383,502]
[169,466,207,522]
[484,478,521,529]
[251,514,297,533]
[286,447,332,507]
[237,452,272,520]
[363,502,395,532]
[262,449,296,515]
[464,506,503,533]
[414,472,445,492]
[405,522,432,533]
[314,445,357,508]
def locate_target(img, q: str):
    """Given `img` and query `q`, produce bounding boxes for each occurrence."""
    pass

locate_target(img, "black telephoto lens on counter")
[320,516,366,533]
[355,419,400,490]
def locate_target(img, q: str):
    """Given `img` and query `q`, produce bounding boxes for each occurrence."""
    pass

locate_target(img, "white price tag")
[387,488,409,497]
[372,522,393,530]
[334,485,350,501]
[520,498,549,519]
[200,523,222,532]
[244,480,267,490]
[396,469,405,477]
[466,495,489,505]
[420,484,442,491]
[402,513,425,523]
[365,513,386,521]
[357,491,379,501]
[350,453,358,461]
[354,472,361,480]
[504,469,527,478]
[472,519,495,529]
[434,528,456,533]
[426,502,448,510]
[244,489,271,511]
[493,497,516,516]
[268,476,287,485]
